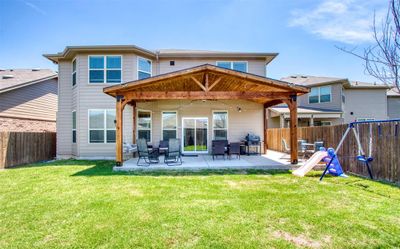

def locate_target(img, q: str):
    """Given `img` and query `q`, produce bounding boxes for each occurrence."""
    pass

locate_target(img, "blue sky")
[0,0,387,82]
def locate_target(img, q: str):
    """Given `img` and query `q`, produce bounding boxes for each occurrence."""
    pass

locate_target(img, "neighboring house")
[44,45,308,162]
[268,75,390,128]
[387,88,400,119]
[0,69,58,132]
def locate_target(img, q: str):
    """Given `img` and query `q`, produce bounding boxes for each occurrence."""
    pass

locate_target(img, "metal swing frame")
[320,119,400,181]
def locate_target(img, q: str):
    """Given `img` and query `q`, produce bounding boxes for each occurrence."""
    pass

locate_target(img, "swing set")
[320,119,400,181]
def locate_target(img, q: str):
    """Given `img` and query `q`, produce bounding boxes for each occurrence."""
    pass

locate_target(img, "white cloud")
[22,0,47,16]
[289,0,386,44]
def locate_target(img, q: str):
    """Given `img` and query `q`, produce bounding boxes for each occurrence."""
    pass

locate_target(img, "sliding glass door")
[182,117,208,153]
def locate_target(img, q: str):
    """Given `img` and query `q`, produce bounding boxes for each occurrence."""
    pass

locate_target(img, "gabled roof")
[103,64,309,104]
[387,88,400,96]
[43,45,278,64]
[270,105,342,119]
[281,75,345,86]
[282,75,390,89]
[0,69,57,93]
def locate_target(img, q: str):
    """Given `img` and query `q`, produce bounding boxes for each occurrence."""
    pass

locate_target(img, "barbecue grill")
[244,133,261,155]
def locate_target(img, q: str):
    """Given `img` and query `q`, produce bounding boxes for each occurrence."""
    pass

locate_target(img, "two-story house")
[268,75,390,128]
[44,45,308,163]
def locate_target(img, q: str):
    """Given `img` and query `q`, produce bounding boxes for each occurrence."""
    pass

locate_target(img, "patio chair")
[314,141,324,152]
[228,142,240,159]
[123,142,137,158]
[212,140,226,160]
[164,138,182,165]
[137,138,160,166]
[159,140,169,155]
[298,140,313,159]
[282,138,290,153]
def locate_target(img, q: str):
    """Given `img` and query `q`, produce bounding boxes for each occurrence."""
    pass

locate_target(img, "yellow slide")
[292,151,328,177]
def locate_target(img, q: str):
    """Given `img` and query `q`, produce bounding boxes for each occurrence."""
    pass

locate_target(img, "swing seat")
[357,155,373,162]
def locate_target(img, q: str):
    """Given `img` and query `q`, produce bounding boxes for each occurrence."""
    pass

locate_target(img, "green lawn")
[0,160,399,248]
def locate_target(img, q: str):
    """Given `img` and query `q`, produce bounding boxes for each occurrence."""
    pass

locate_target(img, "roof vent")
[32,68,40,71]
[2,75,14,79]
[301,75,307,78]
[290,75,297,78]
[355,81,358,85]
[0,69,5,72]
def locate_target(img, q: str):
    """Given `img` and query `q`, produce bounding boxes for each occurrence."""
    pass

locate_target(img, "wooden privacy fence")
[267,123,400,184]
[0,132,56,168]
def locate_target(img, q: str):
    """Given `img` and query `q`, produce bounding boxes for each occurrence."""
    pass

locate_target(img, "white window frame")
[88,55,123,84]
[72,110,76,143]
[72,58,77,87]
[161,111,178,141]
[212,110,229,140]
[137,109,152,143]
[88,109,116,144]
[216,61,248,72]
[308,86,332,104]
[137,57,152,80]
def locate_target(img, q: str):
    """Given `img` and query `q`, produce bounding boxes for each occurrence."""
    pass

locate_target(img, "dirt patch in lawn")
[273,231,327,248]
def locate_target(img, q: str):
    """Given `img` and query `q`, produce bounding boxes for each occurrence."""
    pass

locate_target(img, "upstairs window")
[213,111,228,140]
[89,56,121,83]
[138,57,152,80]
[72,59,77,86]
[309,86,331,103]
[216,61,248,72]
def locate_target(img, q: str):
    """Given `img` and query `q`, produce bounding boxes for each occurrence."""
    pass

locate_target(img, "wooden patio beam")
[191,76,207,91]
[283,96,298,164]
[115,95,126,167]
[207,77,222,91]
[121,91,293,101]
[263,99,284,108]
[263,104,268,155]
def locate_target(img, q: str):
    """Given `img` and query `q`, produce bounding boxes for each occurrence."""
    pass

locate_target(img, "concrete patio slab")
[113,150,302,172]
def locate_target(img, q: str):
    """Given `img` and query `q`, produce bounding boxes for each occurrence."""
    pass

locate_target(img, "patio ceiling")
[103,64,309,104]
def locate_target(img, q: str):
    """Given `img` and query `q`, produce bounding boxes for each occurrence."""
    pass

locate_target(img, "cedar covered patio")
[103,64,309,167]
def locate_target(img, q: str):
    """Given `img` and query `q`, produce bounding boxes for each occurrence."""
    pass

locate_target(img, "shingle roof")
[387,88,400,96]
[0,69,57,93]
[43,45,278,64]
[270,105,342,114]
[281,75,345,86]
[281,75,390,89]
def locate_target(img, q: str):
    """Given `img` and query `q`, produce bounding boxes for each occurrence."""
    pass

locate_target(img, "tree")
[338,0,400,92]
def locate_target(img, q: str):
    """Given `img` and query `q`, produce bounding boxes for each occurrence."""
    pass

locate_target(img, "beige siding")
[77,100,263,157]
[343,89,388,123]
[158,58,266,76]
[75,54,136,157]
[136,100,263,147]
[57,61,73,157]
[297,83,343,111]
[387,97,400,119]
[58,52,268,158]
[0,78,57,121]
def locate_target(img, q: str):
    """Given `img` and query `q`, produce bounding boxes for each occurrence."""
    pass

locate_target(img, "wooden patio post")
[131,101,136,144]
[116,95,125,166]
[287,95,298,164]
[263,104,268,154]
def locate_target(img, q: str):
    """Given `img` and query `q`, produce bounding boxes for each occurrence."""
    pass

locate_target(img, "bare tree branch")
[338,0,400,92]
